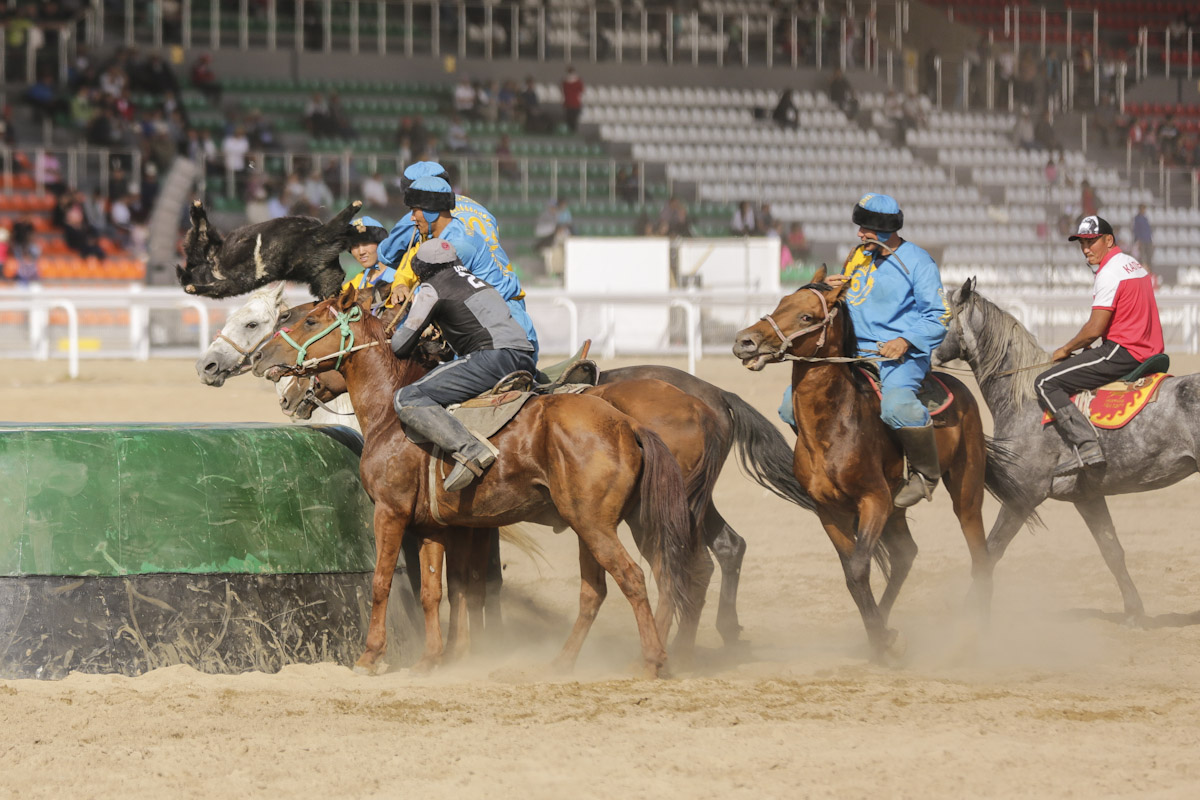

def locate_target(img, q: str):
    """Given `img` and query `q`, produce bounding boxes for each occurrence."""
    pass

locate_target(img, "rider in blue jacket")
[401,175,539,358]
[780,193,949,507]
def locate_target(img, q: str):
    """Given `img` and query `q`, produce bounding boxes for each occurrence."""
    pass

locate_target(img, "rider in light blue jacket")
[780,193,949,507]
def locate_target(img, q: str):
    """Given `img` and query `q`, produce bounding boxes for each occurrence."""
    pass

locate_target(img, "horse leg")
[443,536,472,664]
[822,503,898,663]
[550,541,607,673]
[944,465,993,627]
[483,527,504,639]
[411,537,446,674]
[1074,497,1146,622]
[987,504,1035,560]
[465,529,490,649]
[355,503,410,675]
[704,504,748,647]
[876,513,918,626]
[669,539,714,668]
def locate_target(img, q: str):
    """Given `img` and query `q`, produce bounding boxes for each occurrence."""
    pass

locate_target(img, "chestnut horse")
[252,291,700,677]
[732,268,1027,662]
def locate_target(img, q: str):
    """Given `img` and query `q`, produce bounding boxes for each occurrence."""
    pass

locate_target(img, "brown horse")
[252,290,700,677]
[276,361,726,668]
[732,267,1026,662]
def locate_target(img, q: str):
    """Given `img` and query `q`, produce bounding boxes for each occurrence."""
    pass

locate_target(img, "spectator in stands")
[554,198,574,236]
[730,201,756,236]
[63,200,106,259]
[84,189,109,238]
[304,169,334,212]
[497,80,518,123]
[1157,114,1181,164]
[394,116,428,160]
[1013,108,1037,150]
[495,134,518,181]
[657,196,692,238]
[1044,157,1058,185]
[477,80,499,124]
[245,185,272,225]
[190,53,222,106]
[518,76,542,133]
[303,92,332,136]
[786,222,811,264]
[757,203,776,236]
[454,77,477,119]
[136,51,179,96]
[141,162,161,210]
[245,109,278,150]
[882,88,904,145]
[921,48,940,102]
[1093,94,1119,148]
[9,220,40,285]
[898,90,925,145]
[1080,179,1100,219]
[99,63,127,100]
[1034,110,1060,152]
[446,113,471,153]
[221,125,250,194]
[327,93,356,139]
[561,65,585,134]
[1132,205,1154,272]
[361,171,389,210]
[828,68,858,119]
[771,89,797,130]
[534,202,559,250]
[25,74,70,124]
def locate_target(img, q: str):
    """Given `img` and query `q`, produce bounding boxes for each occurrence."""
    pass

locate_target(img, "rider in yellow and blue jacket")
[780,193,949,507]
[339,215,402,314]
[400,174,538,359]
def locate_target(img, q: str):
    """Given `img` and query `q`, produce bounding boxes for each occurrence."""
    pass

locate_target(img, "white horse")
[195,282,360,431]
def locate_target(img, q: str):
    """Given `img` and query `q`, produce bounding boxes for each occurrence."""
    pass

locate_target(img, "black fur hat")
[851,193,904,232]
[404,175,456,213]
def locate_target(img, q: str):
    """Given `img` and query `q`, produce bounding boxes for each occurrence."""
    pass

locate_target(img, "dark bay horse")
[252,291,700,677]
[732,267,1027,662]
[934,278,1200,621]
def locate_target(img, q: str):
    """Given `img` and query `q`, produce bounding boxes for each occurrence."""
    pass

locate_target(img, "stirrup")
[443,448,496,492]
[894,472,937,508]
[1052,445,1105,477]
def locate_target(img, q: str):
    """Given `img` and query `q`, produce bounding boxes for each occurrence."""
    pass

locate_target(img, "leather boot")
[395,402,496,492]
[893,422,941,508]
[1050,403,1105,477]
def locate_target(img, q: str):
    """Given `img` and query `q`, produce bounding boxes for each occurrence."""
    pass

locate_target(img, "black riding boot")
[1050,403,1105,477]
[893,422,942,508]
[395,401,496,492]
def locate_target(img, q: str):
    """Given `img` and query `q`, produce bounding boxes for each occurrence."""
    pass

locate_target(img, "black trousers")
[1034,341,1142,412]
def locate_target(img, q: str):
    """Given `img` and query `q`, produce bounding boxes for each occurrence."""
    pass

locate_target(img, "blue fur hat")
[346,215,388,246]
[401,161,447,191]
[404,175,455,213]
[852,193,903,232]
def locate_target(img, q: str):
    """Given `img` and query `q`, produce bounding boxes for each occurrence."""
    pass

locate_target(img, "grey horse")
[933,278,1195,622]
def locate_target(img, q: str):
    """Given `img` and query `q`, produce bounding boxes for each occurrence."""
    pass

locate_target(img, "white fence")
[4,284,1200,380]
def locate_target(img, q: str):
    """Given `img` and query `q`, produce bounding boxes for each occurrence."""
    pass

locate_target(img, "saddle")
[1041,354,1171,431]
[442,339,601,442]
[854,365,955,425]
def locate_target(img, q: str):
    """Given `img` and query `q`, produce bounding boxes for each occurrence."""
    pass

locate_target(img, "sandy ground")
[3,354,1200,799]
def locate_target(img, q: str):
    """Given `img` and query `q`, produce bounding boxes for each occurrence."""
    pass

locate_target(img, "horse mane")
[799,281,871,393]
[964,292,1049,413]
[353,305,425,388]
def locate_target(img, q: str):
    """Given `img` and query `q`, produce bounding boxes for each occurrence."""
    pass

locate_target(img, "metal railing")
[88,0,909,72]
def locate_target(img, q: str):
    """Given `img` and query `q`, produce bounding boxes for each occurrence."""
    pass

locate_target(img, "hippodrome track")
[3,355,1200,799]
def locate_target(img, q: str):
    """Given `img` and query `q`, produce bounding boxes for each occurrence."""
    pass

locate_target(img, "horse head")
[195,282,288,385]
[732,264,850,370]
[252,286,375,382]
[177,201,231,295]
[278,372,348,419]
[932,277,978,366]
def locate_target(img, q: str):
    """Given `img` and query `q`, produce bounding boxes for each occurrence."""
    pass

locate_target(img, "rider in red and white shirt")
[1035,215,1164,476]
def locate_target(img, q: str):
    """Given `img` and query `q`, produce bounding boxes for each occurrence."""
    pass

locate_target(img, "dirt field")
[3,354,1200,799]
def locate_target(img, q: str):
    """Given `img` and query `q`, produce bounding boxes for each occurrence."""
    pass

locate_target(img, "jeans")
[395,348,537,410]
[776,355,933,430]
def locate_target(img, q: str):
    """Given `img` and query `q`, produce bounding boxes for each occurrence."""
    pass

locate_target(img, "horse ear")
[337,284,359,312]
[812,263,828,284]
[961,277,975,299]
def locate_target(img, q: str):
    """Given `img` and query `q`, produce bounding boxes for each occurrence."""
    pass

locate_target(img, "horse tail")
[983,436,1044,527]
[498,523,547,566]
[633,426,698,625]
[721,390,816,511]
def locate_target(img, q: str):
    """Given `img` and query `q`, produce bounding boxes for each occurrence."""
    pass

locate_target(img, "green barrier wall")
[0,424,375,577]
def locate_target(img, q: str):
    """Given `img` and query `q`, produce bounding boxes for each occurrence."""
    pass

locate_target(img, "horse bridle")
[760,287,840,360]
[214,327,276,374]
[274,305,381,373]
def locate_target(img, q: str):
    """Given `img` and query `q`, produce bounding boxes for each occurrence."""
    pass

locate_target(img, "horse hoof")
[411,657,440,675]
[1123,613,1147,630]
[353,656,387,676]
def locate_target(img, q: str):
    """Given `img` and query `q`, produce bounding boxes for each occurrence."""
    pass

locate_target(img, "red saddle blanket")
[856,368,955,417]
[1040,372,1171,430]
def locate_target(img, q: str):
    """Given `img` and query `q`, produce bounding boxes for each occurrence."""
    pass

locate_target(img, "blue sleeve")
[903,251,950,355]
[378,217,417,268]
[441,227,523,301]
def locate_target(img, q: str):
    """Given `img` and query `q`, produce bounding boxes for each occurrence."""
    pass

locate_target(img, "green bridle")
[275,304,380,371]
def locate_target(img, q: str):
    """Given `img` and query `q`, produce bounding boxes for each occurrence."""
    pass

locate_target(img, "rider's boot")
[1049,403,1106,477]
[395,401,496,492]
[893,422,942,508]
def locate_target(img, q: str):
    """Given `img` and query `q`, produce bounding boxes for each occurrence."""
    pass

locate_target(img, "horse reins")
[760,287,892,365]
[274,304,381,373]
[300,376,357,416]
